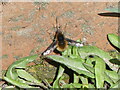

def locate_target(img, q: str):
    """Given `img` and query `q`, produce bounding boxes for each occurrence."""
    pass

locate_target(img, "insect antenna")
[62,22,68,36]
[52,17,62,40]
[55,16,61,29]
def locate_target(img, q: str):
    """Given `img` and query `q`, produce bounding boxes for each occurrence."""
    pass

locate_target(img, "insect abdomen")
[57,40,68,51]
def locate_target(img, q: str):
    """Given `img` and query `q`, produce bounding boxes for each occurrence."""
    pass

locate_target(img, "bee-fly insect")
[41,28,67,56]
[41,18,84,56]
[55,29,68,52]
[41,28,84,56]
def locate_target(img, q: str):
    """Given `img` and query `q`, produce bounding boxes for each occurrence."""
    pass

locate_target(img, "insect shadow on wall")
[41,17,84,56]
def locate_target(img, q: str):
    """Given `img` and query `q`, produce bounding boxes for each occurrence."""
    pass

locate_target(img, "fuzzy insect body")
[55,30,68,52]
[41,28,84,56]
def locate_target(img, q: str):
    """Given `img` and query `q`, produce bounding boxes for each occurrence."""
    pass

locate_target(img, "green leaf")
[5,54,38,80]
[4,55,38,88]
[105,70,119,83]
[108,34,120,49]
[72,46,79,56]
[78,46,118,71]
[47,55,94,78]
[14,54,38,68]
[88,84,95,88]
[109,59,120,65]
[104,71,114,86]
[62,83,82,88]
[52,77,61,88]
[95,56,105,88]
[85,56,95,67]
[79,76,88,85]
[83,63,95,73]
[52,65,65,88]
[73,73,79,83]
[2,86,15,88]
[4,77,33,88]
[110,80,120,88]
[78,46,112,60]
[62,45,72,56]
[16,69,41,84]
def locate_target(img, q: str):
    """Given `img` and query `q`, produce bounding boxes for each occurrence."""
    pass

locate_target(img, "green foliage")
[108,33,120,49]
[47,33,120,89]
[2,33,120,89]
[3,54,48,89]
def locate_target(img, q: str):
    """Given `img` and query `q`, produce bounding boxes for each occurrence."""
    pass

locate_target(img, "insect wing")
[66,38,84,47]
[41,40,57,55]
